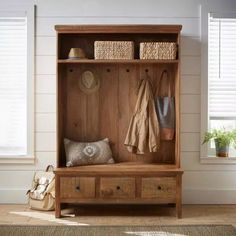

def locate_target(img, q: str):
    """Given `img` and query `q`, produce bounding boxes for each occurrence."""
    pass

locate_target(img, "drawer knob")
[76,186,80,191]
[157,186,162,190]
[116,186,121,190]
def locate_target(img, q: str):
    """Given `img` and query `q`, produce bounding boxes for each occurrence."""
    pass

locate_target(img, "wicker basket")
[140,42,177,60]
[94,41,134,59]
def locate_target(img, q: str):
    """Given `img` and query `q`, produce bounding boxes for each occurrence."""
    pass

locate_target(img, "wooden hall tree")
[54,25,183,218]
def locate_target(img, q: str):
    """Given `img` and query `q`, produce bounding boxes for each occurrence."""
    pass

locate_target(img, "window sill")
[0,156,35,164]
[200,156,236,164]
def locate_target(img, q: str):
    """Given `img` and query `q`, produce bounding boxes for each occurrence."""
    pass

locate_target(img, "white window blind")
[0,16,27,155]
[208,14,236,119]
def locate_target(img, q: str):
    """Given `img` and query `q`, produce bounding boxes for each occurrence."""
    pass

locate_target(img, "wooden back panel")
[58,63,176,166]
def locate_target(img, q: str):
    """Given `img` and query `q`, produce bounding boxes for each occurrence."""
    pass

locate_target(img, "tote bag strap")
[155,69,172,98]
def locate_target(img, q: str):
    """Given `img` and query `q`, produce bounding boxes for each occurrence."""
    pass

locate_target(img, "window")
[208,14,236,156]
[201,9,236,161]
[0,7,34,163]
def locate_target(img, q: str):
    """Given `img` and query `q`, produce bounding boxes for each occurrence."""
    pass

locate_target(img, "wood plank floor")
[0,204,236,226]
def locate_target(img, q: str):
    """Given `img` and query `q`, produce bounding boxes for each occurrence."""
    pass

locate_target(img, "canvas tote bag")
[27,165,55,211]
[155,70,175,140]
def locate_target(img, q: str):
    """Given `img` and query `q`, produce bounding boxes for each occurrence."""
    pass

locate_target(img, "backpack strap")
[45,165,54,172]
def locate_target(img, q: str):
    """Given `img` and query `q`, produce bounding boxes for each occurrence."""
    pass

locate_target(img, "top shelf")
[55,24,182,34]
[58,59,179,64]
[56,25,181,60]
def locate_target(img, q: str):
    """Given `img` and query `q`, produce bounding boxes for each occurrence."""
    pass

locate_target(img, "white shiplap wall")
[1,0,236,204]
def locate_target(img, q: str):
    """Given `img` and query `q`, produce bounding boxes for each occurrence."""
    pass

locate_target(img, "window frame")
[0,5,35,164]
[200,5,236,164]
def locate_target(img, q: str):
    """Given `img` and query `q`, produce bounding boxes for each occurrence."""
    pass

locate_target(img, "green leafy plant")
[231,130,236,149]
[202,129,236,148]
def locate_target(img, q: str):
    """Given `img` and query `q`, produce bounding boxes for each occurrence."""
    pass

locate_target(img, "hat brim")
[68,57,88,60]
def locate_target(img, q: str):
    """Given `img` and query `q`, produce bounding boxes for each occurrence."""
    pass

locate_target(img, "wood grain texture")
[65,65,86,141]
[141,177,176,202]
[54,163,183,175]
[62,62,178,163]
[175,32,181,168]
[85,66,100,141]
[118,65,133,162]
[56,24,183,218]
[176,174,182,218]
[58,59,179,64]
[60,198,178,204]
[55,175,61,218]
[99,65,119,160]
[55,25,182,33]
[100,177,135,199]
[128,65,139,162]
[60,177,95,199]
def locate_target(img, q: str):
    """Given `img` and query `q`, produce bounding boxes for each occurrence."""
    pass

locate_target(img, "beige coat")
[124,77,160,154]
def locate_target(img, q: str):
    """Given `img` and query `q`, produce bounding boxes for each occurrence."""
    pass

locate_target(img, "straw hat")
[68,48,87,59]
[78,70,100,94]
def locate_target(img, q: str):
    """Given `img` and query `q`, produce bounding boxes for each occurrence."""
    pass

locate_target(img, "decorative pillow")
[64,138,115,167]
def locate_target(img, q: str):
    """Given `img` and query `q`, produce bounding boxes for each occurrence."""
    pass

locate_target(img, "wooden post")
[55,174,61,218]
[176,174,182,218]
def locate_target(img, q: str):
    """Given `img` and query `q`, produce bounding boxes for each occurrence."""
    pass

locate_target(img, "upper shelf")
[58,59,179,64]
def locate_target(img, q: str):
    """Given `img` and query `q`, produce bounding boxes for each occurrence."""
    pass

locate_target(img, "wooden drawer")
[141,177,176,202]
[100,177,135,199]
[60,177,95,199]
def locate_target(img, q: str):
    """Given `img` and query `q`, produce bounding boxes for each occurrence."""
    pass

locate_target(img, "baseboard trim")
[0,189,28,204]
[183,189,236,204]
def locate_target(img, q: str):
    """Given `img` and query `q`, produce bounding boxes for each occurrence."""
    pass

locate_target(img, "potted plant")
[202,129,236,157]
